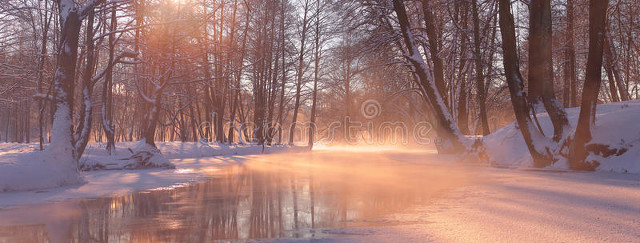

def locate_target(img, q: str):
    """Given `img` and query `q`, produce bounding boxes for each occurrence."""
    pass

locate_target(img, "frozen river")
[0,149,638,242]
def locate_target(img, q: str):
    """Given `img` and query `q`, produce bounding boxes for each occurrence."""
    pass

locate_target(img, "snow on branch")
[33,93,52,101]
[135,79,156,104]
[160,99,193,127]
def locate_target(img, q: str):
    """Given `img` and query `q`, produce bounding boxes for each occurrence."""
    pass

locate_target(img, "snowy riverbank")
[0,141,305,196]
[484,100,640,173]
[80,141,305,170]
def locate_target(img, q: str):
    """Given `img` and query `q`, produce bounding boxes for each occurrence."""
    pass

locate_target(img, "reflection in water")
[0,150,478,242]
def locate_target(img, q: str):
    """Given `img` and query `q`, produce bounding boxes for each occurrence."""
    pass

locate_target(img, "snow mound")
[81,141,174,171]
[0,149,84,192]
[119,142,175,169]
[484,100,640,173]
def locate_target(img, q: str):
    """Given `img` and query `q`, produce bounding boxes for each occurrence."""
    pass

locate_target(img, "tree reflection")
[0,152,475,242]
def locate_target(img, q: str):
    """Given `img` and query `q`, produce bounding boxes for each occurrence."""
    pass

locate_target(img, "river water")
[0,150,480,242]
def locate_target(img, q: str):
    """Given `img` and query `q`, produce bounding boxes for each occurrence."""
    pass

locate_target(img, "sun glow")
[312,145,397,152]
[311,144,430,153]
[169,0,187,5]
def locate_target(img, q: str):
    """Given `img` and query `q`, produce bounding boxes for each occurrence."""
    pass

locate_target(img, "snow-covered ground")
[81,141,302,170]
[0,141,304,200]
[0,155,242,208]
[484,100,640,173]
[0,144,83,193]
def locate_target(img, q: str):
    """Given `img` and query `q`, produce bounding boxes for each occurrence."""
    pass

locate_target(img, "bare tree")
[308,0,324,149]
[48,0,105,166]
[101,4,117,154]
[289,0,312,145]
[569,0,609,170]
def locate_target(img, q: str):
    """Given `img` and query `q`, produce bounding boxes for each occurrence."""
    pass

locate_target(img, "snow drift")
[81,140,175,171]
[484,100,640,173]
[0,147,83,192]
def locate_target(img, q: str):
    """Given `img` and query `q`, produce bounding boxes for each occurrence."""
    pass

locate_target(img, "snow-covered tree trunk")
[47,0,103,174]
[392,0,468,154]
[569,0,608,170]
[74,9,96,161]
[497,0,555,167]
[50,0,83,167]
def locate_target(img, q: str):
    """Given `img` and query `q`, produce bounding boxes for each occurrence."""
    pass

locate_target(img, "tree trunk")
[344,40,352,118]
[604,32,630,101]
[36,0,52,150]
[143,95,161,148]
[74,9,96,160]
[563,0,577,107]
[471,0,490,135]
[276,0,287,145]
[497,0,553,167]
[454,1,469,135]
[392,0,467,154]
[289,0,311,145]
[529,0,569,142]
[229,2,250,144]
[421,0,447,103]
[528,0,551,102]
[102,5,117,154]
[215,3,228,144]
[50,0,83,165]
[457,78,469,134]
[569,0,608,170]
[309,0,321,150]
[603,37,620,102]
[4,107,9,142]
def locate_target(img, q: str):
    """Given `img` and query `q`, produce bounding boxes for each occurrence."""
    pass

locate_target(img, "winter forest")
[0,0,639,242]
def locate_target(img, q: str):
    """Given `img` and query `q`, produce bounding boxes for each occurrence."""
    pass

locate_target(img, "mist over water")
[0,149,481,242]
